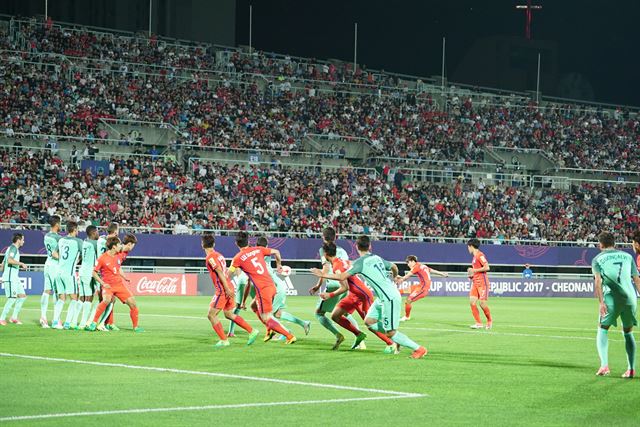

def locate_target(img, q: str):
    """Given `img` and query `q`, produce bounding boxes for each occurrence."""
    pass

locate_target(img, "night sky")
[236,0,640,106]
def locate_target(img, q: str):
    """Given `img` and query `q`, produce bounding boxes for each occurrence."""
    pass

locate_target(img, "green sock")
[368,322,383,332]
[228,308,241,335]
[11,297,26,319]
[40,293,50,318]
[624,332,636,370]
[99,302,114,324]
[280,311,306,327]
[1,298,16,321]
[316,314,340,337]
[597,328,609,367]
[391,331,420,351]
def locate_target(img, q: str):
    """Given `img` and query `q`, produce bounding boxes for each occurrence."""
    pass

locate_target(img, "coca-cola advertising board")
[125,273,198,296]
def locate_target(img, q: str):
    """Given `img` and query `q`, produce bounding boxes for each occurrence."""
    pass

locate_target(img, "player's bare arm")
[241,282,251,309]
[7,255,26,270]
[468,262,490,276]
[52,249,59,260]
[271,249,283,272]
[211,259,233,298]
[430,268,449,277]
[93,271,110,289]
[593,272,607,316]
[633,275,640,294]
[320,279,348,300]
[309,263,329,295]
[310,268,350,282]
[390,263,399,278]
[119,269,131,283]
[395,270,413,283]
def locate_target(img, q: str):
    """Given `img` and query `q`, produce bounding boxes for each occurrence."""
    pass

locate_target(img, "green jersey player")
[41,215,62,327]
[257,236,311,342]
[309,228,359,350]
[312,235,427,359]
[52,221,83,330]
[227,269,254,337]
[593,232,640,378]
[0,233,27,326]
[78,225,99,328]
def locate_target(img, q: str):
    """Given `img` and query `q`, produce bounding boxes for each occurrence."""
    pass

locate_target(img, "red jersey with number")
[411,262,432,293]
[332,257,373,303]
[94,253,124,288]
[471,251,490,287]
[231,246,274,290]
[206,250,229,294]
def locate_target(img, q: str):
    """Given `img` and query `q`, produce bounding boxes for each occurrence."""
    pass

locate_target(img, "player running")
[0,233,28,326]
[77,225,99,328]
[257,236,311,341]
[312,235,427,359]
[319,242,397,352]
[227,271,253,337]
[593,232,640,378]
[52,222,83,330]
[467,238,493,329]
[202,234,259,348]
[396,255,449,321]
[86,236,143,332]
[229,231,296,344]
[309,227,359,350]
[41,215,61,328]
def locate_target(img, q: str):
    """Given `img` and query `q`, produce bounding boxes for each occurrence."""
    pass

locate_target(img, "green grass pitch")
[1,296,639,426]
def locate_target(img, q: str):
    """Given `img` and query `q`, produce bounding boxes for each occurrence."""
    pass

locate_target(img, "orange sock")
[232,315,253,333]
[93,302,108,323]
[373,330,393,345]
[470,304,482,323]
[130,307,139,328]
[405,303,412,317]
[482,306,492,322]
[266,318,292,340]
[335,316,361,336]
[213,322,226,340]
[253,307,268,326]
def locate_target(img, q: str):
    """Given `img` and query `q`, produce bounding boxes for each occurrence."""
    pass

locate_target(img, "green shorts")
[272,275,287,313]
[600,295,637,328]
[58,274,79,296]
[316,280,346,313]
[79,276,97,298]
[235,282,256,306]
[44,264,59,292]
[3,280,25,298]
[366,297,401,332]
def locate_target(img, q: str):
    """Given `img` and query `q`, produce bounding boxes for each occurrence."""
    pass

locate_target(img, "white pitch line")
[0,353,422,398]
[400,326,602,341]
[0,395,420,422]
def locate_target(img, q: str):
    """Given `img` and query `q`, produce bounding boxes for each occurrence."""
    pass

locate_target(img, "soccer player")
[227,271,254,337]
[0,233,28,325]
[77,225,99,328]
[53,221,83,330]
[257,236,311,341]
[632,231,640,270]
[593,232,640,378]
[41,215,61,327]
[395,255,449,321]
[229,231,296,344]
[311,235,427,359]
[467,238,493,329]
[87,236,143,332]
[90,222,119,328]
[202,234,259,348]
[309,227,358,349]
[319,242,397,353]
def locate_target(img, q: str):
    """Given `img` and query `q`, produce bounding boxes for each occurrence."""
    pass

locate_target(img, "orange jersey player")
[87,236,143,332]
[318,242,397,352]
[202,234,258,348]
[467,238,492,329]
[229,231,297,345]
[395,255,448,321]
[633,231,640,270]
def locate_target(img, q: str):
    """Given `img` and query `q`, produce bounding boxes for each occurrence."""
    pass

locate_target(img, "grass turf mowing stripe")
[0,352,425,398]
[0,395,422,422]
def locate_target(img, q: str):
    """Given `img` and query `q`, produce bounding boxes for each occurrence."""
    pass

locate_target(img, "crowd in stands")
[1,148,638,244]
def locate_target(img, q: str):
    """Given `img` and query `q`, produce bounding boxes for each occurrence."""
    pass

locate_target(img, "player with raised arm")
[227,271,253,337]
[396,255,449,322]
[229,231,296,344]
[0,233,28,325]
[319,242,397,352]
[467,238,493,329]
[53,222,83,330]
[257,236,311,341]
[87,236,143,332]
[311,235,427,359]
[77,226,99,328]
[202,234,259,348]
[593,232,640,378]
[41,215,61,328]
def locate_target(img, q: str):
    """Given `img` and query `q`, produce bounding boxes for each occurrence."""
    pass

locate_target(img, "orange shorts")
[408,287,429,302]
[470,283,489,300]
[103,286,133,303]
[253,284,276,314]
[337,292,371,317]
[210,292,235,311]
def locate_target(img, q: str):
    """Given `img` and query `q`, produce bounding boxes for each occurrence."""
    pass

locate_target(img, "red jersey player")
[318,242,397,352]
[632,231,640,271]
[100,233,137,331]
[202,234,259,348]
[395,255,448,321]
[87,236,143,332]
[467,238,492,329]
[229,231,296,344]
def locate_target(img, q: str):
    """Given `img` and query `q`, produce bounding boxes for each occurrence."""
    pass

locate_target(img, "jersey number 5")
[251,258,264,275]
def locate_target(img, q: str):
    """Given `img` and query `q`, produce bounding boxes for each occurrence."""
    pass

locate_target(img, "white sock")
[40,293,50,319]
[71,301,83,327]
[1,299,16,321]
[88,300,99,323]
[12,297,26,319]
[53,299,66,324]
[80,301,92,327]
[64,300,78,324]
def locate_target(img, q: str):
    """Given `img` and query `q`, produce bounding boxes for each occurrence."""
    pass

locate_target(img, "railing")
[542,166,640,179]
[0,143,175,162]
[186,157,374,174]
[0,223,617,247]
[367,156,499,170]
